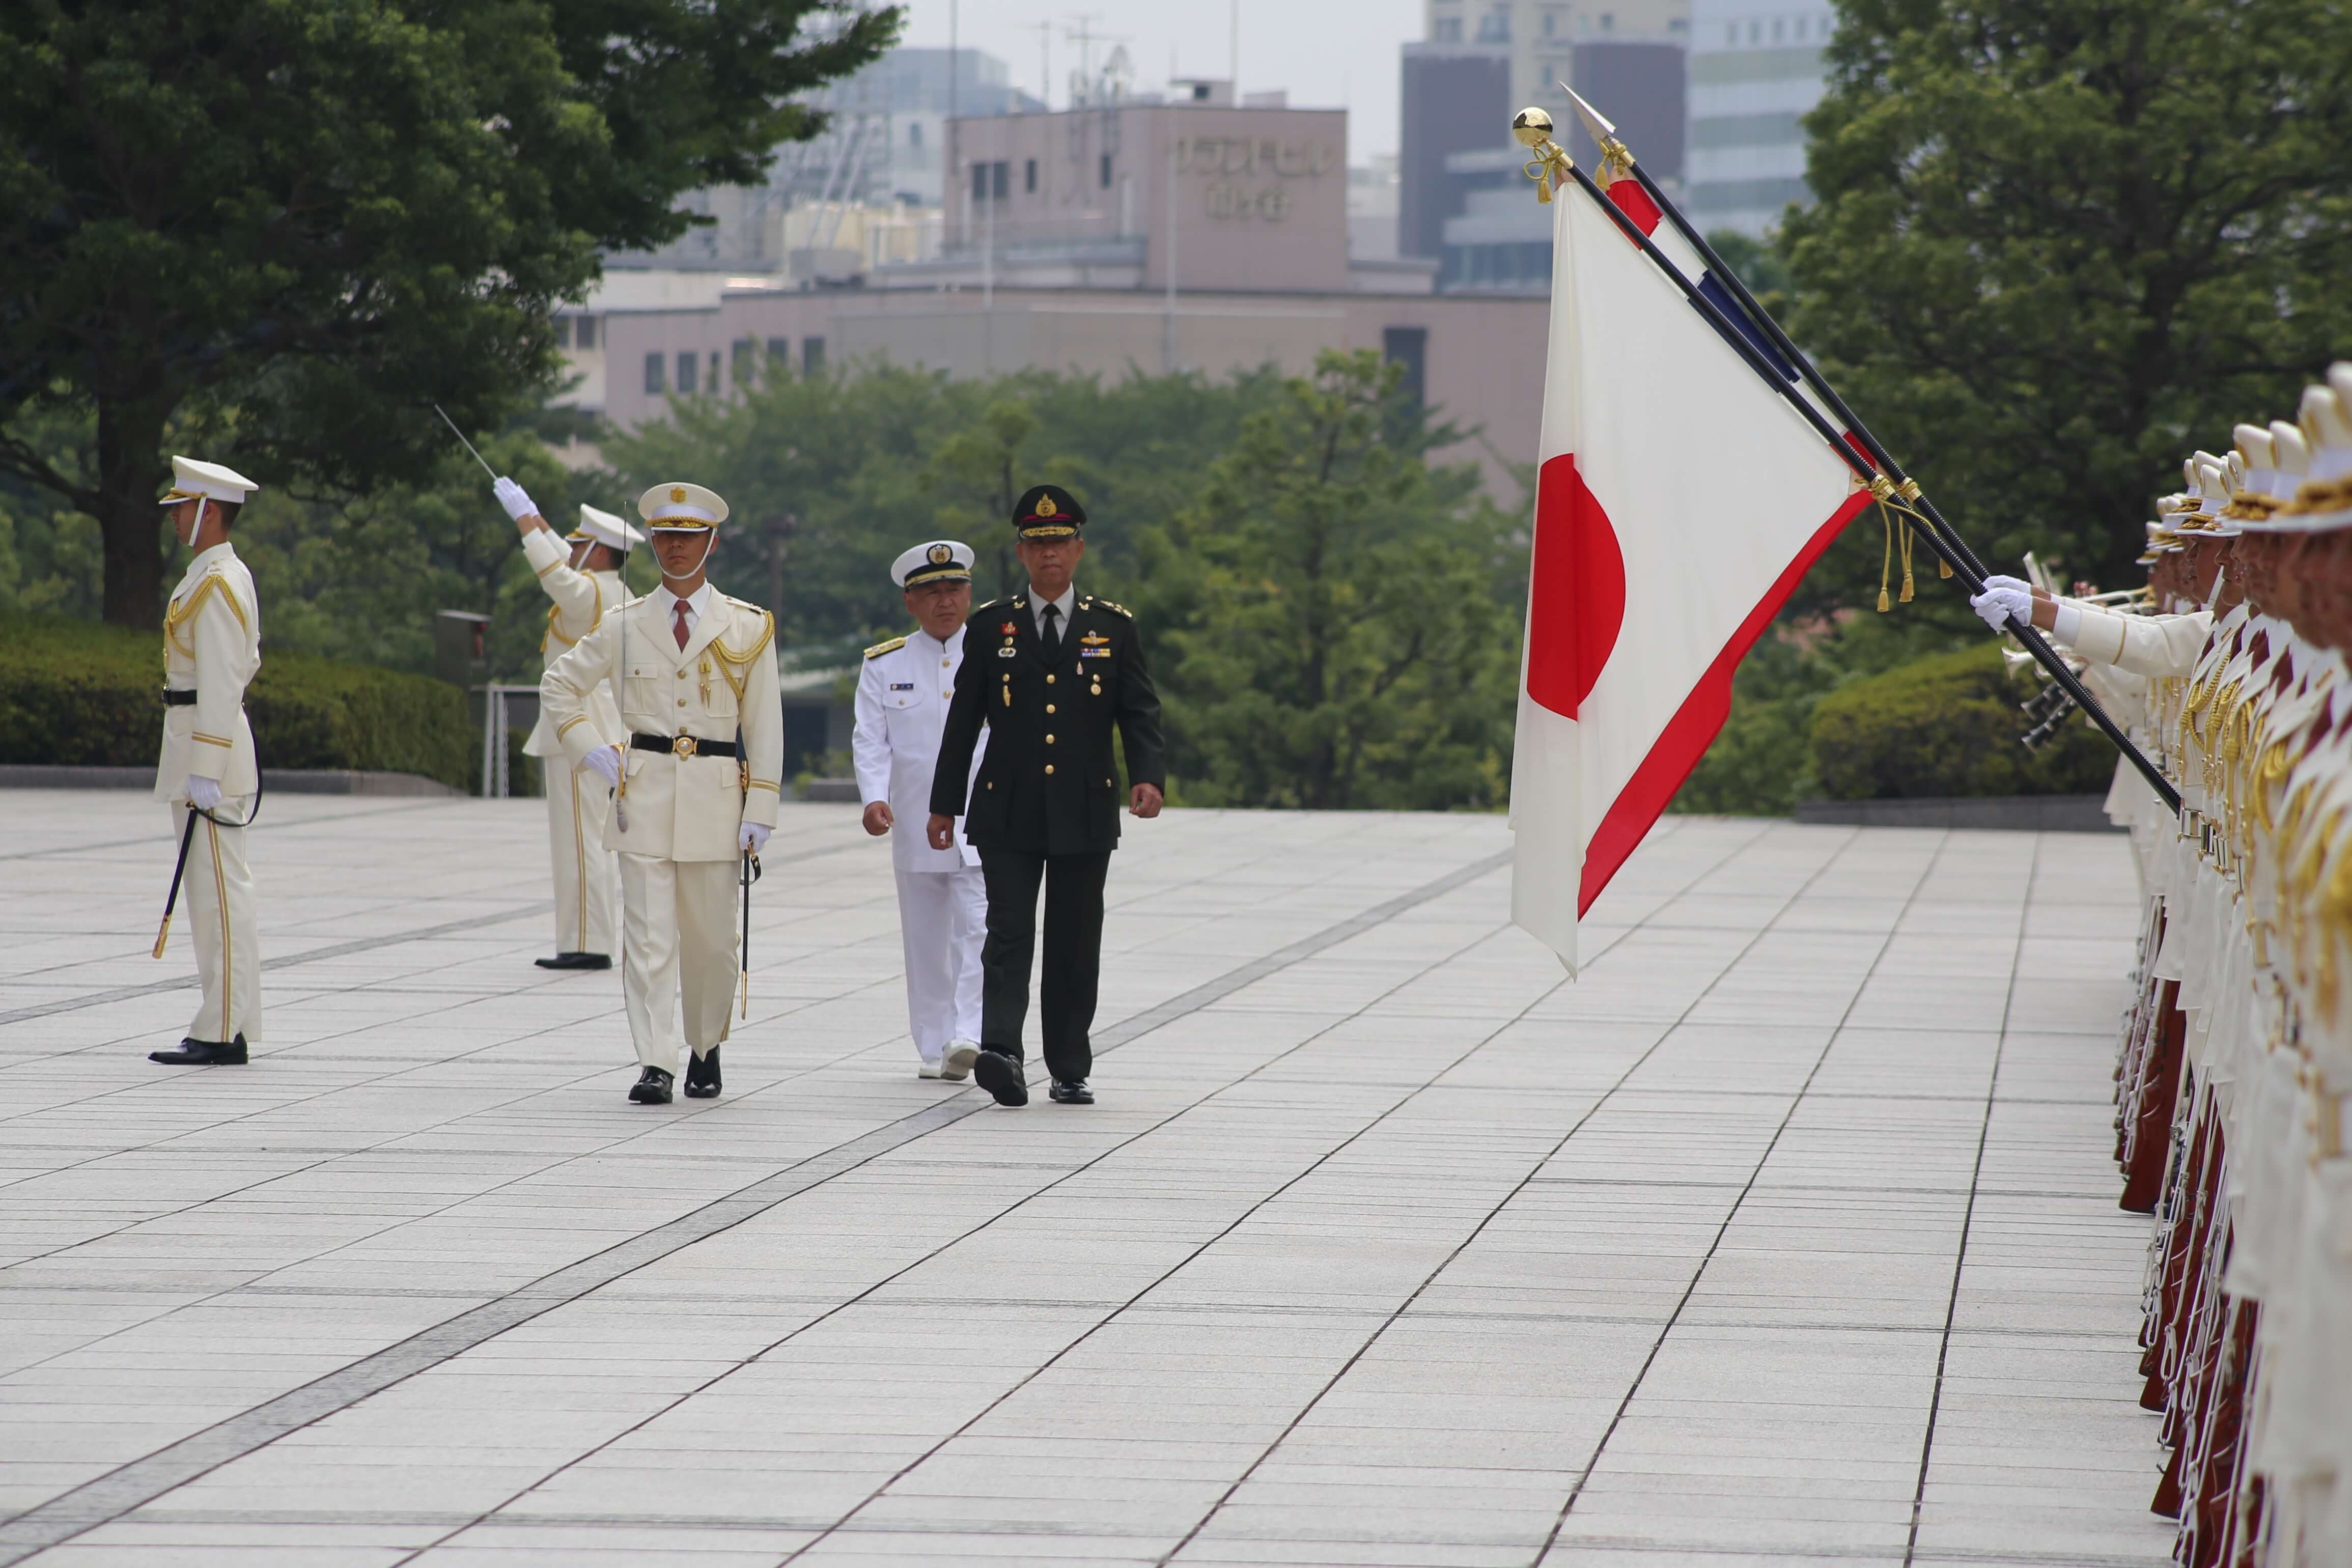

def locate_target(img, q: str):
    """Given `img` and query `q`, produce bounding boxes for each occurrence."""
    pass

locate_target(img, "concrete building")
[1685,0,1835,237]
[1420,0,1689,121]
[555,100,1546,495]
[1401,5,1685,290]
[613,47,1043,273]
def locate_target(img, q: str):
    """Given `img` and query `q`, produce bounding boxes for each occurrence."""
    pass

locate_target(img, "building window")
[1541,10,1554,34]
[733,337,759,387]
[909,120,924,148]
[972,160,1010,201]
[1749,19,1761,41]
[1476,8,1509,43]
[802,337,826,377]
[676,351,697,395]
[1025,157,1038,193]
[1099,152,1112,188]
[575,315,596,350]
[1382,327,1428,412]
[1599,12,1614,31]
[643,352,665,395]
[767,337,792,369]
[1772,17,1783,39]
[552,316,571,349]
[1433,16,1462,39]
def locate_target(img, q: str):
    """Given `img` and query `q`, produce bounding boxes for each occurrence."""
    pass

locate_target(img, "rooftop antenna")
[1023,20,1052,109]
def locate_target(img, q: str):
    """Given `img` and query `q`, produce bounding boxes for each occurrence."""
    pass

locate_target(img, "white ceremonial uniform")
[520,527,628,957]
[2053,601,2215,680]
[854,628,987,1066]
[541,582,782,1076]
[156,541,264,1044]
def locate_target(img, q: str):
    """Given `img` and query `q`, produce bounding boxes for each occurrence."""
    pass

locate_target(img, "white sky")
[894,0,1427,163]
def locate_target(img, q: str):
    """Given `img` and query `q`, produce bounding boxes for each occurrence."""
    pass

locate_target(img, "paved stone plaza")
[0,792,2178,1566]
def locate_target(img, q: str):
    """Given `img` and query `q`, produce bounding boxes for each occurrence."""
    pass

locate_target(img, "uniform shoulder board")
[864,636,908,660]
[1088,597,1135,620]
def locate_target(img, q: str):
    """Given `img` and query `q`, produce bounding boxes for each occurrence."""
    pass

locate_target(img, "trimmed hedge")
[1810,643,2117,801]
[0,618,474,790]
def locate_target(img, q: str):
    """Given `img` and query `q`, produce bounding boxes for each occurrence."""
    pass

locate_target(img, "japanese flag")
[1510,177,1872,972]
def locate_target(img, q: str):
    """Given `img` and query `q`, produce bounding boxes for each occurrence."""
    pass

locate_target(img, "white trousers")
[545,761,617,956]
[894,865,985,1063]
[174,801,263,1044]
[618,854,738,1076]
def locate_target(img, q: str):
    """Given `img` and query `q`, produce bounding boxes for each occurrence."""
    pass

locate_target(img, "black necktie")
[1041,602,1062,658]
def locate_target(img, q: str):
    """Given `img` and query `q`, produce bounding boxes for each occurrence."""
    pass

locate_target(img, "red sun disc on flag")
[1525,453,1626,720]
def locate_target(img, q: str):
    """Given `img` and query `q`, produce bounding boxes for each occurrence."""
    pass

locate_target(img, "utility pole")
[1163,137,1178,374]
[1024,20,1051,109]
[1229,0,1239,98]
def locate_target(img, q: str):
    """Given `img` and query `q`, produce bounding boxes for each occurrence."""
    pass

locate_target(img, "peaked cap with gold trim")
[890,539,974,587]
[1012,483,1085,539]
[157,455,259,507]
[637,481,729,531]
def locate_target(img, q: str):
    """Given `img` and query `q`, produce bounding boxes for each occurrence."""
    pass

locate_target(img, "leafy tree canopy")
[0,0,898,626]
[1779,0,2352,610]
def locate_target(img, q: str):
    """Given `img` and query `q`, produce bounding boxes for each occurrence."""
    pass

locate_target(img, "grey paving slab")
[0,794,2175,1567]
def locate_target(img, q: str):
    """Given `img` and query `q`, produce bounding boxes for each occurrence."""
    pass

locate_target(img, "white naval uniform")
[519,528,628,957]
[154,542,263,1045]
[853,628,987,1065]
[540,583,782,1076]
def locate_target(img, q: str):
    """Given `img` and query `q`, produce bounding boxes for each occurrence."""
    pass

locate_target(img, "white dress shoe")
[917,1059,945,1079]
[941,1041,979,1082]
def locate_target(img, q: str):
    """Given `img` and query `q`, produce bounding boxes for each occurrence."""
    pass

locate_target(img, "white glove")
[1970,585,2032,633]
[185,775,223,810]
[583,746,622,789]
[1979,573,2032,596]
[739,821,771,856]
[493,476,539,521]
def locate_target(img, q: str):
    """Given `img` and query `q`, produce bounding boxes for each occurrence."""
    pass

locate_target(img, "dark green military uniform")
[929,503,1164,1090]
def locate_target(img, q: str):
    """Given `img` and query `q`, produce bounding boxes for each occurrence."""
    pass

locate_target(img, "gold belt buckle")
[671,735,698,759]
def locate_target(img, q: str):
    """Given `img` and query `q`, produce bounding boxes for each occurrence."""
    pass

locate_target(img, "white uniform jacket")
[520,528,627,758]
[853,628,985,871]
[541,589,782,862]
[2058,602,2214,681]
[154,543,261,802]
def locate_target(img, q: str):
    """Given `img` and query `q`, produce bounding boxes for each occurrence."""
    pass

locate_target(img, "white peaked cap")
[638,481,729,529]
[159,455,259,506]
[575,504,646,551]
[890,539,976,588]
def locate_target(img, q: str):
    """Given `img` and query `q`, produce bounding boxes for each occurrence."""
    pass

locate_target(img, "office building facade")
[1685,0,1836,238]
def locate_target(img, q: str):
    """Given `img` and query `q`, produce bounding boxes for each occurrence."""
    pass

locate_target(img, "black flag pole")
[1521,119,2181,814]
[1550,88,1994,580]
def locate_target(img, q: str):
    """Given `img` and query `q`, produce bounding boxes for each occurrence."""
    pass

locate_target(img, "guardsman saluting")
[854,540,988,1081]
[539,483,783,1105]
[927,485,1166,1108]
[492,474,640,971]
[149,457,266,1067]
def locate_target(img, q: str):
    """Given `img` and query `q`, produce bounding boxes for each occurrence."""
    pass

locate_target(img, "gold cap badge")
[1034,495,1058,518]
[669,486,687,503]
[928,543,953,565]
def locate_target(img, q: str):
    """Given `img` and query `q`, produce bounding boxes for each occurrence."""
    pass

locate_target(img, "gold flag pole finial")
[1558,82,1636,184]
[1511,108,1573,205]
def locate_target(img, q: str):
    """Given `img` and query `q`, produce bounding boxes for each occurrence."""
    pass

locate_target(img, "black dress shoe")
[535,953,612,971]
[629,1067,674,1104]
[149,1035,247,1066]
[1048,1079,1094,1105]
[683,1047,721,1099]
[972,1049,1029,1107]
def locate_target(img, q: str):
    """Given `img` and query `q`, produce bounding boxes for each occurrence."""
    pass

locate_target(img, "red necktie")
[673,601,690,651]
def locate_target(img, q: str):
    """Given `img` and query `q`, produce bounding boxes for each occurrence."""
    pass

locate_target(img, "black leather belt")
[161,689,197,706]
[629,732,740,760]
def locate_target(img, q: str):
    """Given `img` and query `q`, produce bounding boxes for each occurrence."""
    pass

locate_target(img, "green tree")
[0,0,898,628]
[1780,0,2352,604]
[600,358,1285,656]
[1156,351,1519,810]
